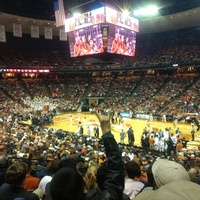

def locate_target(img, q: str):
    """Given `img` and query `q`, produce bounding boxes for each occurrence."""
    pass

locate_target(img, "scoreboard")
[65,6,139,33]
[65,6,139,58]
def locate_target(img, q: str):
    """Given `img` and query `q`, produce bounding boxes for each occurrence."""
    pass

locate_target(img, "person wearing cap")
[134,159,200,200]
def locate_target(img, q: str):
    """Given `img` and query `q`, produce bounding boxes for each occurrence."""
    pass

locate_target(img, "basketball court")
[47,112,200,150]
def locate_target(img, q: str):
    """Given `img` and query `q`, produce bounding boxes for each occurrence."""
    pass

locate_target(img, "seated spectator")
[38,159,60,194]
[49,167,86,200]
[188,168,198,183]
[124,161,145,199]
[0,162,42,200]
[134,159,199,200]
[23,158,40,192]
[36,160,53,180]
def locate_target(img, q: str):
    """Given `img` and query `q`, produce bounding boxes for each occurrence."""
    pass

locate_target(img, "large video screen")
[107,24,136,56]
[105,7,139,32]
[65,7,105,32]
[68,24,104,57]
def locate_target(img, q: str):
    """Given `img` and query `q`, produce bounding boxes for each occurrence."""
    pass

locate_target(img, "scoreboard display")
[65,6,139,57]
[65,7,105,32]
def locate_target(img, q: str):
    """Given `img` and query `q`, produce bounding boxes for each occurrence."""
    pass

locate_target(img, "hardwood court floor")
[48,112,200,149]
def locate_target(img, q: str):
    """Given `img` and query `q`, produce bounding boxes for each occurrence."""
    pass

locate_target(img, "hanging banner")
[31,25,39,38]
[45,27,53,39]
[0,25,6,42]
[59,29,67,41]
[13,23,22,37]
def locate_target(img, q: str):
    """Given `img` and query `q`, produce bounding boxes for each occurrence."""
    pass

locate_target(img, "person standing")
[83,115,87,125]
[79,125,84,135]
[181,137,188,148]
[69,115,73,124]
[173,114,178,128]
[191,121,195,141]
[120,129,126,144]
[127,127,135,146]
[197,119,200,131]
[87,126,91,137]
[149,136,155,149]
[96,126,100,138]
[162,114,166,123]
[176,140,183,153]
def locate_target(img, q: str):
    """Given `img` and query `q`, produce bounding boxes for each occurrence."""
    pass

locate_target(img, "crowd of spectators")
[47,79,66,98]
[88,78,111,97]
[0,110,199,200]
[131,75,199,118]
[0,78,199,199]
[67,78,88,99]
[1,72,199,121]
[108,78,137,98]
[0,26,200,200]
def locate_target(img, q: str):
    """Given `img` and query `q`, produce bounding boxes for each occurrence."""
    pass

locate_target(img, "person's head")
[49,159,60,174]
[152,159,190,188]
[125,161,141,179]
[50,167,85,200]
[22,158,32,172]
[5,162,28,186]
[188,168,198,182]
[59,158,77,170]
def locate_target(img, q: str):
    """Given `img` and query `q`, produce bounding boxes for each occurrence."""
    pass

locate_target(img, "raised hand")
[95,111,112,134]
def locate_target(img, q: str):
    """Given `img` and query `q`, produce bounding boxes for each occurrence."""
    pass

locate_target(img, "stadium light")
[122,10,130,18]
[133,5,159,17]
[73,13,81,18]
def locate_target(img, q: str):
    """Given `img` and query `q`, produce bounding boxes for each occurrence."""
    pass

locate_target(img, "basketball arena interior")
[0,0,200,199]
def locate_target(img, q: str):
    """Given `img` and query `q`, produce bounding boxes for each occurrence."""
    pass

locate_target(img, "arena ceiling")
[0,0,200,35]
